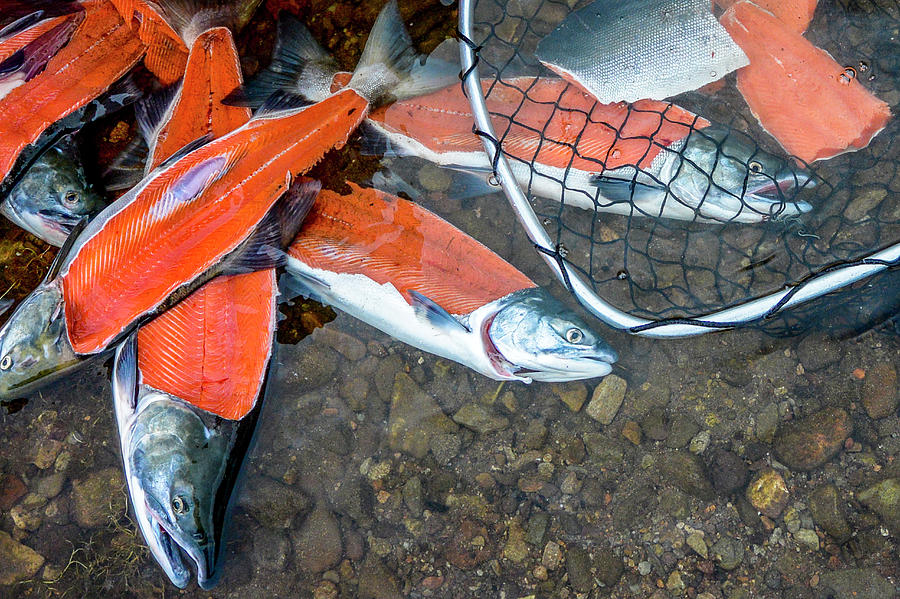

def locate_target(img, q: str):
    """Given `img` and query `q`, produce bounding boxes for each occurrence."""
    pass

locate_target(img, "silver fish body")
[112,336,261,589]
[0,133,105,246]
[535,0,748,104]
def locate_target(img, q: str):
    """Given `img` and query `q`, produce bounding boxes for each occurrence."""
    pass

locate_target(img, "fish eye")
[748,160,764,174]
[0,355,11,370]
[171,495,188,515]
[565,328,584,344]
[63,191,79,207]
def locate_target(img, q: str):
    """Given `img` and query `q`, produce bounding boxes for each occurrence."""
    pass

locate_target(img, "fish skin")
[0,132,105,247]
[0,15,82,102]
[0,13,79,64]
[535,0,748,104]
[0,0,145,187]
[109,0,189,84]
[721,0,891,162]
[365,77,814,223]
[285,183,617,382]
[113,335,265,590]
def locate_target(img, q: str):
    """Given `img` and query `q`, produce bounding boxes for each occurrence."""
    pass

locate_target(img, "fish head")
[0,280,78,398]
[673,126,815,221]
[2,135,105,246]
[485,288,617,382]
[127,396,227,589]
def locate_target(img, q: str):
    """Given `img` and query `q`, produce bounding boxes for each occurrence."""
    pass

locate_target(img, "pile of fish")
[0,0,619,588]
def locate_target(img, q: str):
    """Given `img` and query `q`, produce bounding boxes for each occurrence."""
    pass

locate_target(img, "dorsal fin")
[44,216,87,283]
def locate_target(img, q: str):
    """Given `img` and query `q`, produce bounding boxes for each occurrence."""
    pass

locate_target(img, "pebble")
[292,506,343,574]
[857,478,900,535]
[565,546,593,593]
[583,433,625,465]
[502,520,529,563]
[746,468,790,518]
[71,467,126,528]
[795,335,841,371]
[552,382,588,412]
[637,561,652,575]
[818,568,895,599]
[452,402,509,434]
[0,531,44,585]
[33,473,65,500]
[861,363,898,419]
[239,476,309,529]
[794,529,819,551]
[666,415,700,449]
[657,451,714,500]
[10,494,44,531]
[314,327,367,361]
[388,373,458,459]
[526,512,549,546]
[429,432,461,465]
[686,532,708,558]
[253,528,291,571]
[666,570,685,593]
[689,430,711,454]
[594,547,623,588]
[523,420,548,449]
[402,476,424,517]
[584,375,627,424]
[621,421,642,445]
[711,537,744,570]
[755,402,779,443]
[641,408,668,441]
[774,408,852,471]
[0,474,26,511]
[542,541,562,570]
[808,484,851,543]
[706,449,748,495]
[358,554,401,599]
[31,439,63,470]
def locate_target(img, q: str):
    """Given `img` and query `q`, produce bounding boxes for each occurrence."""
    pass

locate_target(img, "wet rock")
[666,570,685,593]
[402,476,424,517]
[794,528,819,550]
[33,473,65,500]
[526,512,549,547]
[71,467,125,528]
[689,430,711,454]
[0,474,26,511]
[542,541,562,570]
[666,415,700,449]
[10,494,45,531]
[372,353,404,403]
[621,421,642,445]
[818,568,895,599]
[862,363,898,419]
[795,334,841,372]
[358,555,401,599]
[594,547,624,589]
[657,451,714,500]
[746,468,790,518]
[658,487,690,520]
[553,382,588,412]
[858,478,900,535]
[585,375,627,424]
[523,420,547,450]
[707,449,748,495]
[566,546,593,593]
[429,432,461,465]
[686,532,708,558]
[287,344,339,391]
[502,520,529,563]
[239,476,309,529]
[388,373,458,459]
[0,531,44,585]
[774,408,852,471]
[583,433,625,466]
[313,327,366,361]
[452,402,509,434]
[313,581,339,599]
[31,439,63,470]
[755,402,779,443]
[641,408,668,441]
[292,506,343,573]
[253,528,290,571]
[809,484,851,543]
[711,537,744,570]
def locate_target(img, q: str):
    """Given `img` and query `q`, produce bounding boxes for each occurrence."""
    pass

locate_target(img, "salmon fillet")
[715,0,818,33]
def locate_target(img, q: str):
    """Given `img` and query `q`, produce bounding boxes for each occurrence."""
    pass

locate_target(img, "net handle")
[457,0,900,338]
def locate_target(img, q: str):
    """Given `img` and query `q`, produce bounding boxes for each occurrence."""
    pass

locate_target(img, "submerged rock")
[71,467,125,528]
[452,402,509,434]
[862,363,898,419]
[817,568,895,599]
[292,505,343,573]
[808,484,852,543]
[657,451,714,500]
[388,373,458,459]
[857,478,900,536]
[711,537,744,570]
[774,408,851,471]
[566,546,593,593]
[0,531,44,585]
[746,468,789,518]
[707,449,748,495]
[585,375,627,424]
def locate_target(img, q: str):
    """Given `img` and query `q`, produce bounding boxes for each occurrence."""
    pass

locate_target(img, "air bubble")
[838,66,857,85]
[616,270,629,280]
[611,148,621,159]
[858,60,869,73]
[542,217,552,226]
[557,243,569,258]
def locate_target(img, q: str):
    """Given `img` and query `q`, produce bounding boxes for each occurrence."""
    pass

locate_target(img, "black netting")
[462,0,900,331]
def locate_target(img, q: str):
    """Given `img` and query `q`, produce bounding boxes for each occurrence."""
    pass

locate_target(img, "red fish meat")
[714,0,818,33]
[721,0,891,162]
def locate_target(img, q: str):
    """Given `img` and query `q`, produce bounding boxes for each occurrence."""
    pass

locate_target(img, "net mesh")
[461,0,900,333]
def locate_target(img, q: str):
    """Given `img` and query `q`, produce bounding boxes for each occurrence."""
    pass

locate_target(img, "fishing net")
[457,0,900,337]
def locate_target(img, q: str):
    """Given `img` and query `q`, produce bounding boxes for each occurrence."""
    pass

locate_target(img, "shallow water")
[1,1,899,598]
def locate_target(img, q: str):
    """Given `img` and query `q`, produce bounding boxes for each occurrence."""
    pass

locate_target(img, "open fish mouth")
[146,502,191,588]
[747,171,815,204]
[523,354,616,382]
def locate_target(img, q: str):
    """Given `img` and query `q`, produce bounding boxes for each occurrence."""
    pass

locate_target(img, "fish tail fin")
[152,0,261,43]
[222,178,321,275]
[229,13,339,109]
[348,0,436,107]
